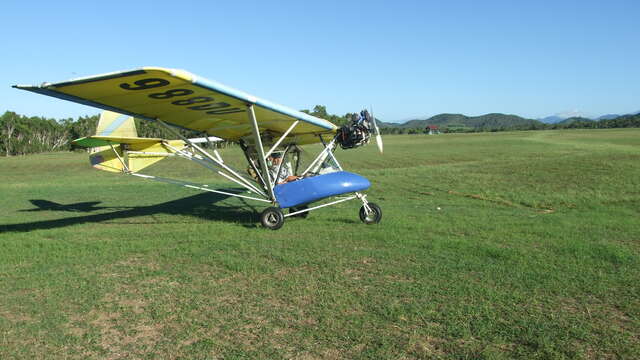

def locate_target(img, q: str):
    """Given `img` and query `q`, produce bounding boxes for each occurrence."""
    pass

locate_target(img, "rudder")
[95,111,137,137]
[89,111,137,173]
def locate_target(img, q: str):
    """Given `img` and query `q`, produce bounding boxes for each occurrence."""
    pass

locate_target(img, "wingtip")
[13,84,41,90]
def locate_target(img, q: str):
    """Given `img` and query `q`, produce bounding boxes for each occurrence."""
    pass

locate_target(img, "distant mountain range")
[556,117,594,125]
[595,114,622,121]
[538,110,640,124]
[382,111,640,129]
[539,115,565,124]
[380,113,539,129]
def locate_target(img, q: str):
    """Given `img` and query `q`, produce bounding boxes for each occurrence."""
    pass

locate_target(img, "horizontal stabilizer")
[87,139,188,173]
[73,136,163,148]
[126,140,187,172]
[75,110,189,172]
[89,146,127,173]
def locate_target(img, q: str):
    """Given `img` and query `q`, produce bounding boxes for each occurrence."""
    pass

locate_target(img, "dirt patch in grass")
[60,257,170,358]
[0,309,33,323]
[118,298,146,314]
[447,190,555,213]
[82,306,163,357]
[409,335,447,357]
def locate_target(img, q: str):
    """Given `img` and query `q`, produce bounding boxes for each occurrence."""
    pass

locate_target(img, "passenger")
[268,152,299,184]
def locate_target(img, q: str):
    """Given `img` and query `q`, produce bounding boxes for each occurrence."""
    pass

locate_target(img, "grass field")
[1,129,639,359]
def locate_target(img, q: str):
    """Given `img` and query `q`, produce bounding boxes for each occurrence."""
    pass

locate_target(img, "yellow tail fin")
[95,110,137,137]
[89,111,136,172]
[85,111,187,173]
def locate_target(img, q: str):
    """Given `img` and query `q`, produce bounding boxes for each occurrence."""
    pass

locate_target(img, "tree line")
[379,115,640,135]
[0,106,351,157]
[0,111,202,156]
[2,108,639,156]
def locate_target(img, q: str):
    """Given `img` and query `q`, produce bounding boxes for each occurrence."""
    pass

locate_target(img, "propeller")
[370,107,384,154]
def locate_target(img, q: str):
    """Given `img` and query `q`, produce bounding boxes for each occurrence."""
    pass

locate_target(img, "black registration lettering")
[188,102,231,111]
[206,108,244,115]
[120,78,169,91]
[148,89,194,99]
[172,96,214,106]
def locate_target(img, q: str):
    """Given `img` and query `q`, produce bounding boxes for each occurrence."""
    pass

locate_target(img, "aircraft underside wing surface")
[14,67,337,145]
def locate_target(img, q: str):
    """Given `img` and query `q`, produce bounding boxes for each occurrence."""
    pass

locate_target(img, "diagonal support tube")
[130,173,271,203]
[110,144,130,173]
[284,195,357,217]
[155,118,266,197]
[302,136,339,175]
[162,142,266,197]
[264,120,299,159]
[247,105,276,202]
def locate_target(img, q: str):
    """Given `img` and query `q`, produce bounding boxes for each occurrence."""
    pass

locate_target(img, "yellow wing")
[14,67,337,145]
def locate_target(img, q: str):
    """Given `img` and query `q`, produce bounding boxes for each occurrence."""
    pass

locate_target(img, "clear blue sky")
[1,0,638,122]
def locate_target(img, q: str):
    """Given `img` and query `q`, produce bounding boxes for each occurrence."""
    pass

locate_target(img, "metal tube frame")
[108,136,272,203]
[110,144,130,172]
[322,137,343,171]
[264,120,299,159]
[284,195,358,217]
[155,118,267,197]
[110,114,373,220]
[271,144,292,188]
[238,140,269,193]
[246,105,276,202]
[130,173,270,203]
[122,144,271,204]
[302,135,340,175]
[162,142,267,197]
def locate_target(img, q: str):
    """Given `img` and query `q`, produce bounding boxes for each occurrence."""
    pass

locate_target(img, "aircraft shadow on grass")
[1,190,261,233]
[21,200,118,213]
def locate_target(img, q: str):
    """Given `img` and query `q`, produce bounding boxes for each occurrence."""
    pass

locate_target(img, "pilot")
[268,152,299,184]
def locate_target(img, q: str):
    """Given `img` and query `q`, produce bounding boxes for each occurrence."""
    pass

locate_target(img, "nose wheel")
[359,202,382,224]
[260,207,285,230]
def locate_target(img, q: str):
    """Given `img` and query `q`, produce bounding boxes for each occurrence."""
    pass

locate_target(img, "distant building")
[426,125,440,135]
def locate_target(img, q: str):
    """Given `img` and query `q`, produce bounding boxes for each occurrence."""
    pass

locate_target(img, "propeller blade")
[370,106,383,154]
[375,134,384,154]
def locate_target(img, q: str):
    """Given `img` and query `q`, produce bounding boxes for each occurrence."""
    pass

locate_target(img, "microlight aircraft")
[14,67,383,229]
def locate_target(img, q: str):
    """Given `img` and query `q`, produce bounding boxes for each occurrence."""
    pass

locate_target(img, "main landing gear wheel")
[359,202,382,225]
[289,205,309,219]
[261,207,285,230]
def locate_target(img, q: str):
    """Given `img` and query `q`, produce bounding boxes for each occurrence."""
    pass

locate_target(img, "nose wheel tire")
[261,207,285,230]
[359,202,382,224]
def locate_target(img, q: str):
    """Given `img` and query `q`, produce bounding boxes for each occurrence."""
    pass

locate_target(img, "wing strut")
[264,120,299,160]
[247,105,276,202]
[109,144,130,172]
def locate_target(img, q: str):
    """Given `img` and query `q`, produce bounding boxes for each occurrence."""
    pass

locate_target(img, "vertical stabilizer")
[95,111,137,137]
[89,111,136,172]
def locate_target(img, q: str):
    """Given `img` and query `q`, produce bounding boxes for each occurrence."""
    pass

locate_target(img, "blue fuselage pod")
[274,171,371,208]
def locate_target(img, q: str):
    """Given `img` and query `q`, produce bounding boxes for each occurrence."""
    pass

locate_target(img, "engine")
[336,110,373,149]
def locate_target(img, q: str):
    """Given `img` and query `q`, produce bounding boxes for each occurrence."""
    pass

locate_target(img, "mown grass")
[0,129,638,359]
